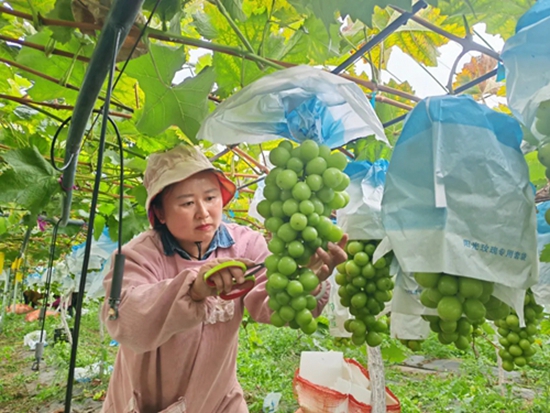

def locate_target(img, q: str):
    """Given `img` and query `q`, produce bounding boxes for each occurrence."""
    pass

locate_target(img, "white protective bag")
[380,95,538,322]
[196,65,387,148]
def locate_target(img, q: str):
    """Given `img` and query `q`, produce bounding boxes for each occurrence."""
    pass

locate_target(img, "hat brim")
[147,169,236,227]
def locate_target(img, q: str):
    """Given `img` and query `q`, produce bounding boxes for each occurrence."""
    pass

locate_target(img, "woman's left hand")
[307,233,349,282]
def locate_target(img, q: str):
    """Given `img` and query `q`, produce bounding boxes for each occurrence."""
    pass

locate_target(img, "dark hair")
[150,184,175,229]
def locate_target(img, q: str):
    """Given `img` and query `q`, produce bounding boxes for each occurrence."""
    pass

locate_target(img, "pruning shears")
[203,260,265,300]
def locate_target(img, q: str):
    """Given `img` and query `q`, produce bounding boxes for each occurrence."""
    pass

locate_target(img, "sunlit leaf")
[125,44,216,140]
[438,0,536,40]
[452,54,500,98]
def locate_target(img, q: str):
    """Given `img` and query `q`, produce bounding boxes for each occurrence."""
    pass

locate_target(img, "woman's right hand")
[190,257,255,301]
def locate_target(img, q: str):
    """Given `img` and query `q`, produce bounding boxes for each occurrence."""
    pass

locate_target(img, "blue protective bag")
[501,0,550,140]
[381,95,537,293]
[337,159,388,241]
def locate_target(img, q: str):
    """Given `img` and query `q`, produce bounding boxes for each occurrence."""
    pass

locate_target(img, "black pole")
[63,29,121,413]
[452,68,498,95]
[32,220,61,371]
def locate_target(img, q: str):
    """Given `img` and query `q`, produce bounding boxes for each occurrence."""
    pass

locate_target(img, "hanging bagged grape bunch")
[415,272,495,350]
[257,140,350,334]
[494,289,543,371]
[334,239,393,347]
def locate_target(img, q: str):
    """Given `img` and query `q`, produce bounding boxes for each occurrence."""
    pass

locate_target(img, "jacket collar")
[158,223,235,261]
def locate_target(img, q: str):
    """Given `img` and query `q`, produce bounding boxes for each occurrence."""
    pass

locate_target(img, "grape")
[400,339,424,352]
[337,238,394,347]
[262,140,350,334]
[417,272,496,352]
[495,289,542,371]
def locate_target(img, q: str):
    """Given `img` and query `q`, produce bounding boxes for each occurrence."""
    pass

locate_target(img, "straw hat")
[144,145,236,226]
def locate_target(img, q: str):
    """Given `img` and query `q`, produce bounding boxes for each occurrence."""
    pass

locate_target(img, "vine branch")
[0,57,133,112]
[0,94,132,119]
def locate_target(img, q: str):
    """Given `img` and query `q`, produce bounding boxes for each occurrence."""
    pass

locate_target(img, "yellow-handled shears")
[203,260,264,300]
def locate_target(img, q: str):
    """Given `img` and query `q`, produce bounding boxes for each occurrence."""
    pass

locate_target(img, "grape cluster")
[333,337,352,348]
[399,339,424,352]
[258,140,350,334]
[416,272,495,350]
[334,239,393,347]
[495,290,543,371]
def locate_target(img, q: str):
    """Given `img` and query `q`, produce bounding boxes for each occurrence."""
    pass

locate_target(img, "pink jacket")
[100,223,329,413]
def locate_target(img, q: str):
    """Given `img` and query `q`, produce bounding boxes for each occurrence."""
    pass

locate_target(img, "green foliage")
[46,0,75,44]
[540,243,550,263]
[0,146,60,219]
[438,0,536,40]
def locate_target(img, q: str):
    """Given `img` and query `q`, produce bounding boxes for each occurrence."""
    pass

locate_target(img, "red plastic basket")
[293,358,400,413]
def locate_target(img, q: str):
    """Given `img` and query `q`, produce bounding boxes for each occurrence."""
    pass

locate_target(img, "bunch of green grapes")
[399,339,424,352]
[332,337,352,348]
[333,239,393,347]
[416,272,495,350]
[257,139,350,335]
[494,289,544,371]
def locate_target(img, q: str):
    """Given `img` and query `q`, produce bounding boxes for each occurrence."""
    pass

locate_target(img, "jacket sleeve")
[102,242,214,354]
[242,232,331,324]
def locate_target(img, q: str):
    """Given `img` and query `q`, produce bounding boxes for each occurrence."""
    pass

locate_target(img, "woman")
[100,145,348,413]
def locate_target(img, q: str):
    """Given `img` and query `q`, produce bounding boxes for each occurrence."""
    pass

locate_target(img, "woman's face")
[154,171,224,248]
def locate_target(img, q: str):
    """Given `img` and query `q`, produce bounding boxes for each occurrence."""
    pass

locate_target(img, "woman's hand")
[307,233,349,282]
[190,257,256,301]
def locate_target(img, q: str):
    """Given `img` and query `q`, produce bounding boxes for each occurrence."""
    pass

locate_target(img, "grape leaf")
[93,215,106,241]
[8,0,56,14]
[453,54,500,97]
[15,30,91,102]
[438,0,536,40]
[0,217,7,236]
[125,44,216,141]
[340,0,411,28]
[283,15,341,65]
[524,151,546,189]
[220,0,248,22]
[0,146,60,217]
[192,12,219,39]
[380,340,408,363]
[143,0,186,23]
[46,0,75,44]
[292,0,339,31]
